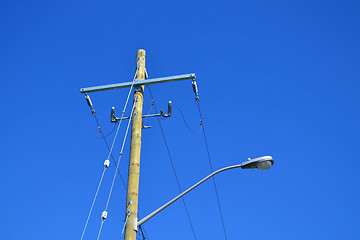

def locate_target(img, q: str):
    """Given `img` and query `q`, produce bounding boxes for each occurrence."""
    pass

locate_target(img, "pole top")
[137,49,146,57]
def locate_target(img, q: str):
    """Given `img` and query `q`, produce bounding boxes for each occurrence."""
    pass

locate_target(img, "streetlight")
[135,155,274,228]
[241,155,274,170]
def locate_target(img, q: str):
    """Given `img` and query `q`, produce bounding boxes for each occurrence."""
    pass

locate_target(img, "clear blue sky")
[1,0,360,239]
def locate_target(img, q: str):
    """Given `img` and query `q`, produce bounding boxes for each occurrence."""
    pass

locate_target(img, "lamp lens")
[257,161,272,170]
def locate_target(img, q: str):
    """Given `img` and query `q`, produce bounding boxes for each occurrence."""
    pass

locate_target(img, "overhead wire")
[143,100,154,126]
[92,113,127,189]
[138,226,148,240]
[82,70,137,240]
[80,95,127,240]
[86,94,151,240]
[83,68,139,188]
[147,85,198,240]
[173,103,202,133]
[105,68,139,162]
[80,168,107,240]
[120,211,131,240]
[96,122,118,139]
[192,80,228,240]
[96,95,138,240]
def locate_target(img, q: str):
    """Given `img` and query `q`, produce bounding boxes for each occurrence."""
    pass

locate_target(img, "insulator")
[111,107,116,122]
[104,159,110,168]
[192,81,198,94]
[101,211,108,220]
[167,101,172,117]
[85,95,93,108]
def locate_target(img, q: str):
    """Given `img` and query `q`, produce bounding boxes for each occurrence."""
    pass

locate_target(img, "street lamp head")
[241,156,274,170]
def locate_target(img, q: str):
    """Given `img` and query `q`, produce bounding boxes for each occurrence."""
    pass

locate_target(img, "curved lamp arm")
[137,163,242,227]
[136,155,273,227]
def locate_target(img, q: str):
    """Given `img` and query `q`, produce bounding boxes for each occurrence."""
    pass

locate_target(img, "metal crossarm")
[80,73,196,94]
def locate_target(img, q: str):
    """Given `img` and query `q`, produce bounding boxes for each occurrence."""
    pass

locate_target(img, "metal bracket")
[134,217,138,231]
[134,80,143,93]
[142,123,152,129]
[111,101,172,123]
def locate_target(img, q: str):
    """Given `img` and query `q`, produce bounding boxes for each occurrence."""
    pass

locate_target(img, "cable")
[147,86,198,240]
[84,70,137,240]
[80,168,106,240]
[96,96,137,240]
[85,68,138,190]
[143,100,154,126]
[87,104,127,190]
[96,220,105,240]
[120,212,131,240]
[105,67,138,162]
[138,225,148,240]
[96,122,117,139]
[91,104,152,240]
[83,69,151,240]
[173,103,202,133]
[105,97,136,210]
[193,81,228,240]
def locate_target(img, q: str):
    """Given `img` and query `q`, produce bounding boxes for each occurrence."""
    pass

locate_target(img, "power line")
[84,68,140,190]
[138,225,148,240]
[96,121,117,139]
[90,110,127,190]
[88,107,152,240]
[97,96,137,240]
[193,80,228,240]
[80,168,107,240]
[95,69,139,240]
[147,85,198,240]
[173,103,202,133]
[83,70,151,240]
[120,212,131,240]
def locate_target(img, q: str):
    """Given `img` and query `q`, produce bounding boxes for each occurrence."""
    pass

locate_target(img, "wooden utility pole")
[80,49,196,239]
[124,49,145,240]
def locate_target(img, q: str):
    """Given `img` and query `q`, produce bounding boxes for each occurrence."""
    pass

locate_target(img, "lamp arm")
[137,163,243,227]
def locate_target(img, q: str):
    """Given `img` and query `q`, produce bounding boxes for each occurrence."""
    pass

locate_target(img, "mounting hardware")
[111,107,118,123]
[142,123,152,129]
[145,68,149,79]
[84,94,96,114]
[159,101,172,118]
[110,101,172,123]
[167,101,172,117]
[134,217,138,231]
[192,80,198,94]
[192,80,200,102]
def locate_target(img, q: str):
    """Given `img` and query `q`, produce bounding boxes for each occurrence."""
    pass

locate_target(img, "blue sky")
[1,0,360,239]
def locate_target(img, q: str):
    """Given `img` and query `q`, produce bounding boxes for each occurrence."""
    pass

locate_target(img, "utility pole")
[124,49,145,240]
[80,49,196,239]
